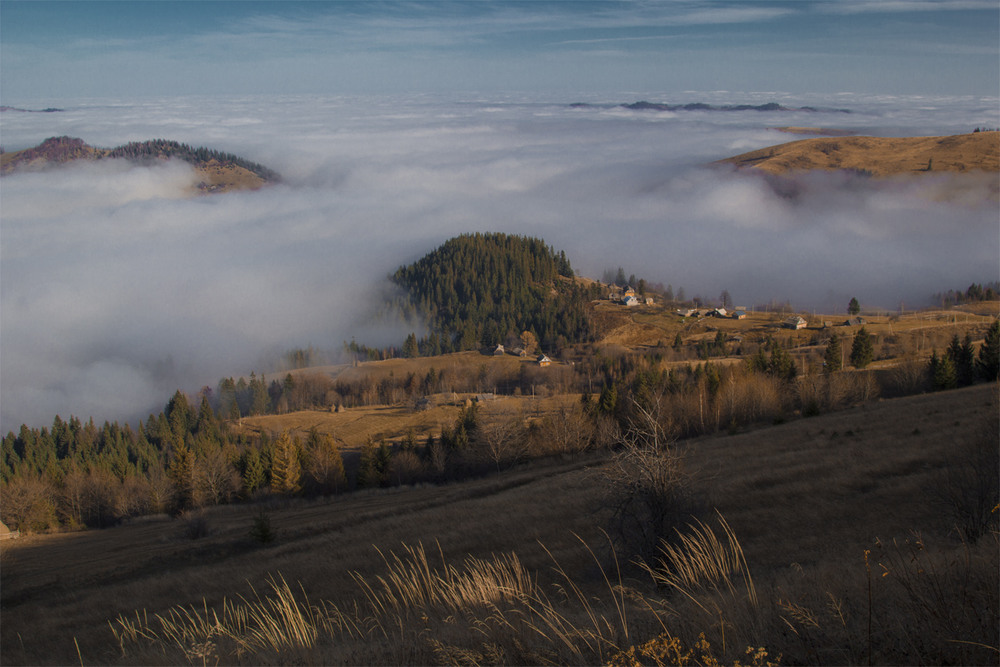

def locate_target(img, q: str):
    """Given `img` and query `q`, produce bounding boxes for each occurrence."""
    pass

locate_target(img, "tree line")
[932,282,1000,307]
[105,139,281,182]
[3,318,997,534]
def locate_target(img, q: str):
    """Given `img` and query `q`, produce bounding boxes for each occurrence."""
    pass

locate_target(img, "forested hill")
[1,136,280,192]
[105,139,280,182]
[391,233,596,355]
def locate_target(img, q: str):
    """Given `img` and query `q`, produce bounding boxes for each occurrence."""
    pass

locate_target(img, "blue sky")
[1,1,998,101]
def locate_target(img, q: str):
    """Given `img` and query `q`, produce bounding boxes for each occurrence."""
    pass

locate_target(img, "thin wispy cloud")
[817,0,998,14]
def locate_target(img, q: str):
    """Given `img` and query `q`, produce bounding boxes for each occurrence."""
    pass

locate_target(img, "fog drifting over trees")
[1,92,997,429]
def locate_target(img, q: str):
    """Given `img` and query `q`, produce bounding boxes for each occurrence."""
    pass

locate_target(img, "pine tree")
[403,333,419,359]
[241,448,265,496]
[850,327,874,369]
[977,320,1000,381]
[270,431,301,495]
[824,334,842,373]
[356,438,380,488]
[249,373,272,416]
[769,344,797,380]
[930,350,957,391]
[169,444,196,512]
[847,297,860,315]
[947,333,975,386]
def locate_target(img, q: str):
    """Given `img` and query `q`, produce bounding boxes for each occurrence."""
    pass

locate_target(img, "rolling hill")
[717,131,1000,177]
[0,136,280,193]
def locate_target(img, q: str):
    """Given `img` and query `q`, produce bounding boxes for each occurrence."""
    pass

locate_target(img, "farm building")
[732,310,747,319]
[712,308,728,318]
[623,295,639,307]
[537,354,552,367]
[783,316,808,330]
[843,317,867,326]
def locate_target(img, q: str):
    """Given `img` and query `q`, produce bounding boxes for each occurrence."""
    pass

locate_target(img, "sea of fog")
[1,91,998,430]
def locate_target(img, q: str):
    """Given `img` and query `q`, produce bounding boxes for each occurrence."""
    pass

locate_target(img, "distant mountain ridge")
[0,106,64,113]
[570,100,851,113]
[1,135,280,193]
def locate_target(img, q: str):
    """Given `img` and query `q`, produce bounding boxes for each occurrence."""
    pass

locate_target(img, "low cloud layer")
[1,93,997,429]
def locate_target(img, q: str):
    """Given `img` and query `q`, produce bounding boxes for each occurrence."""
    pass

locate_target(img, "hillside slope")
[717,131,999,177]
[1,384,995,665]
[0,136,280,193]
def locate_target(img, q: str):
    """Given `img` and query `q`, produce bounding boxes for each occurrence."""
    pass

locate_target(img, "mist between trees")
[2,317,996,535]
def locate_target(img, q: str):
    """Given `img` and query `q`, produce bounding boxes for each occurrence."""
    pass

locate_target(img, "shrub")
[605,396,702,560]
[180,510,210,540]
[250,507,274,544]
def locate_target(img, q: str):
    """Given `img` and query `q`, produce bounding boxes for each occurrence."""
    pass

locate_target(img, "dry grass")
[236,392,580,451]
[718,132,1000,177]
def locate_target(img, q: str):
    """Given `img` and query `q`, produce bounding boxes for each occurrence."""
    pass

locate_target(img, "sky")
[0,1,998,431]
[1,1,998,100]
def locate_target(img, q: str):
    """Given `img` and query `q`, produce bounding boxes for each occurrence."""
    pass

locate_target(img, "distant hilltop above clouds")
[0,136,280,194]
[569,100,852,113]
[717,131,1000,178]
[0,105,64,113]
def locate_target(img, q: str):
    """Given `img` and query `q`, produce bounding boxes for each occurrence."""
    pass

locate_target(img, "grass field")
[718,132,1000,178]
[3,383,996,665]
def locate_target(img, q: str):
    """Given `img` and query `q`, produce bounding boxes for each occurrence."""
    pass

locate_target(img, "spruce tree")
[847,297,860,315]
[270,431,301,495]
[242,448,265,496]
[930,350,957,391]
[824,334,842,373]
[850,327,874,369]
[947,333,975,386]
[403,333,419,359]
[977,320,1000,381]
[169,444,196,512]
[356,438,380,488]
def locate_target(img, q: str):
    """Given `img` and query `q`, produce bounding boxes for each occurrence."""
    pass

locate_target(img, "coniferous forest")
[391,232,596,354]
[105,138,281,181]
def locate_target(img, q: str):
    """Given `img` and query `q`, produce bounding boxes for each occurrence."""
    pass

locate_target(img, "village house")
[783,315,808,330]
[537,354,552,367]
[732,310,747,320]
[623,295,639,307]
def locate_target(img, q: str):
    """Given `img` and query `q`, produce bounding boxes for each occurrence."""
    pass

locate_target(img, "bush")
[180,510,211,540]
[605,396,703,560]
[249,507,275,544]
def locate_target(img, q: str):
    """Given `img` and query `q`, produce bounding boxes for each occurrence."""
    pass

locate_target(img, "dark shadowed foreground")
[2,385,997,665]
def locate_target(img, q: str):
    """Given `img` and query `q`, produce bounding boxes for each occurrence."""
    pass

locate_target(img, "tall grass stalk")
[111,524,773,665]
[642,511,757,613]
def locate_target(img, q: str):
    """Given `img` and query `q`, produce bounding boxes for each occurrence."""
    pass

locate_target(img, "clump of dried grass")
[109,519,783,666]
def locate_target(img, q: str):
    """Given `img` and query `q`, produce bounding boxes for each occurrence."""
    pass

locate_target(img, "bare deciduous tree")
[475,406,528,472]
[605,395,700,559]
